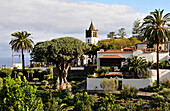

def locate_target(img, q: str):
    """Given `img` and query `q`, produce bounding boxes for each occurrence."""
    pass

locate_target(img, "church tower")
[86,21,98,45]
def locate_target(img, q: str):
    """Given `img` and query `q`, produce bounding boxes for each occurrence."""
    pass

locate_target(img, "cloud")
[0,0,146,57]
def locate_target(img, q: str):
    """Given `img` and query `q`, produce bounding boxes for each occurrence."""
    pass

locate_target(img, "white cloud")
[0,0,146,57]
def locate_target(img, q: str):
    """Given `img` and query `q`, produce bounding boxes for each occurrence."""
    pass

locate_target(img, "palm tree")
[142,9,170,87]
[121,56,149,78]
[9,31,34,74]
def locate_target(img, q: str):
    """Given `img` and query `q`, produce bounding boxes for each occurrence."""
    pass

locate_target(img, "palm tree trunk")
[22,48,25,74]
[157,37,160,88]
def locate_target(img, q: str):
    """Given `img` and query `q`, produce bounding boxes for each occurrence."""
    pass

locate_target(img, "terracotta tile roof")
[137,42,147,44]
[105,72,122,76]
[160,50,168,53]
[99,55,124,59]
[123,47,133,50]
[98,49,133,53]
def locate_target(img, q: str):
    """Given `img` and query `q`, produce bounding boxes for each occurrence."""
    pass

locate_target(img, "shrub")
[121,84,138,99]
[44,75,50,80]
[163,78,170,88]
[41,80,49,86]
[94,67,111,77]
[74,92,98,111]
[0,77,3,90]
[150,88,170,110]
[97,94,123,111]
[0,68,12,78]
[100,78,119,94]
[0,76,43,110]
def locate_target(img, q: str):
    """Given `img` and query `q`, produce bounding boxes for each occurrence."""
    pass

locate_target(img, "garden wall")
[87,78,152,90]
[150,69,170,82]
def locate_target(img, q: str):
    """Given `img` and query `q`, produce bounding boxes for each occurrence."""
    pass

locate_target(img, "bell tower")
[86,21,98,45]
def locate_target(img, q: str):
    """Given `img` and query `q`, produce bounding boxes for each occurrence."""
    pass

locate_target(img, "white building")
[97,47,169,69]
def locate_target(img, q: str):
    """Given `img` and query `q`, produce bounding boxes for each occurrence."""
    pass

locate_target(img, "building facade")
[86,21,98,45]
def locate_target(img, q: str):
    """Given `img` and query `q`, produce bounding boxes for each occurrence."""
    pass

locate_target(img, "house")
[97,47,169,69]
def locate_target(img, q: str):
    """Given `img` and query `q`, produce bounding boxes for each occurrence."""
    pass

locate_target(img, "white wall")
[122,79,152,89]
[150,69,170,82]
[87,78,152,90]
[137,44,147,49]
[86,37,98,45]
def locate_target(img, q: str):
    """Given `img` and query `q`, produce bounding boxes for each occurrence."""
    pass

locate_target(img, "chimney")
[100,49,104,52]
[121,46,123,51]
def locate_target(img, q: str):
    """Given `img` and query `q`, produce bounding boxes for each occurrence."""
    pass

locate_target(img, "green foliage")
[150,88,170,110]
[163,78,170,88]
[132,19,144,41]
[94,67,111,77]
[31,37,90,87]
[18,72,23,76]
[117,28,127,38]
[64,87,72,97]
[33,78,39,81]
[0,77,3,90]
[121,84,138,100]
[97,94,123,111]
[100,78,119,94]
[0,68,12,78]
[44,92,74,111]
[107,31,116,39]
[41,80,49,86]
[97,38,141,49]
[74,92,98,111]
[0,76,43,111]
[10,31,34,73]
[121,56,150,78]
[44,75,51,80]
[87,74,95,78]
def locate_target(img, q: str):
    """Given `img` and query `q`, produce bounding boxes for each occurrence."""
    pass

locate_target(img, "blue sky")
[0,0,169,59]
[76,0,170,13]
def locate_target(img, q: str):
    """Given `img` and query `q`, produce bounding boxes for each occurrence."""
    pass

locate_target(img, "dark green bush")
[150,88,170,110]
[0,77,3,90]
[0,68,12,78]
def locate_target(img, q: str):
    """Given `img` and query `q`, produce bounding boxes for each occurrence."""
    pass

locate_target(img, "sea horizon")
[0,57,30,68]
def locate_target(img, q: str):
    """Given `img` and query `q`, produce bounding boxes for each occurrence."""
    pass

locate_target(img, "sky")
[0,0,169,58]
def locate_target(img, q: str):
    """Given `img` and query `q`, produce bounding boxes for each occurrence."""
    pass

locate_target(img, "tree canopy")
[31,37,90,89]
[97,37,141,49]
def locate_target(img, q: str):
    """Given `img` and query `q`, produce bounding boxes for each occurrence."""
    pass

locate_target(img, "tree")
[117,28,127,39]
[31,37,90,89]
[132,19,144,41]
[9,31,34,74]
[142,9,170,87]
[121,56,150,78]
[107,32,116,39]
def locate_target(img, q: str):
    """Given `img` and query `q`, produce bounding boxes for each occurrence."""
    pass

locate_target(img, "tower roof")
[89,21,95,30]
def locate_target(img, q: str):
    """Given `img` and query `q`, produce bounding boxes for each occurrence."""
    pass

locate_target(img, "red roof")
[137,42,147,44]
[99,55,124,59]
[99,49,133,53]
[105,72,122,76]
[160,50,168,53]
[123,47,133,50]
